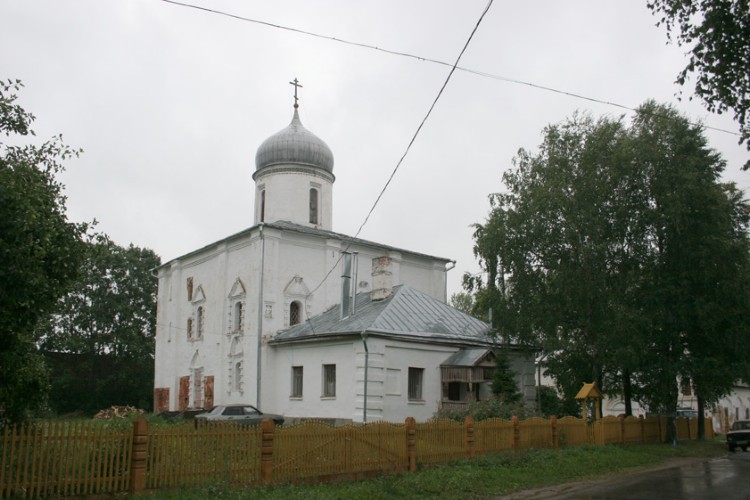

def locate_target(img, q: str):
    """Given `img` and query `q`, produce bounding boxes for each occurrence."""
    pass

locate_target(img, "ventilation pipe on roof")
[341,252,353,319]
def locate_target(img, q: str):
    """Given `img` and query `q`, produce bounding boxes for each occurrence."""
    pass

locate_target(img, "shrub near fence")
[0,415,715,497]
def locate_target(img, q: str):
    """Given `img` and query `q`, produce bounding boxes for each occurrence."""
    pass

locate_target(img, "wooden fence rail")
[0,415,714,497]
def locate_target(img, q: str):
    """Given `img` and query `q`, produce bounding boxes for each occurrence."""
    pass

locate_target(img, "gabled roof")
[157,220,451,270]
[441,348,493,367]
[270,284,492,346]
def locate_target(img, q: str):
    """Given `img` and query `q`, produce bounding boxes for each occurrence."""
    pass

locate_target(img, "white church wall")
[380,341,458,422]
[265,340,357,421]
[255,170,333,230]
[155,225,454,413]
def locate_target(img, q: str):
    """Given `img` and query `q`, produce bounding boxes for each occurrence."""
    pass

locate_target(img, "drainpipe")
[256,223,265,408]
[444,260,456,303]
[361,329,369,423]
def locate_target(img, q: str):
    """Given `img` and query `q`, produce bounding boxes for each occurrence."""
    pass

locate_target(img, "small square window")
[291,366,303,398]
[408,367,424,401]
[323,364,336,398]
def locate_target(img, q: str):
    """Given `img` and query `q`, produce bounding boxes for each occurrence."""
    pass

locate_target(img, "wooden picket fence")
[1,415,713,497]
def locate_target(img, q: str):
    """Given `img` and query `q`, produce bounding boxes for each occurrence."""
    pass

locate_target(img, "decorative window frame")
[190,350,204,408]
[283,276,312,327]
[227,335,244,395]
[227,278,247,335]
[189,285,206,342]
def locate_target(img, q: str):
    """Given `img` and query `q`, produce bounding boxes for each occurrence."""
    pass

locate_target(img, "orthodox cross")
[289,78,303,108]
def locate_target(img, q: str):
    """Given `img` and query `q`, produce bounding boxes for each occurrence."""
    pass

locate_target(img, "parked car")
[194,404,284,426]
[727,420,750,452]
[676,408,698,418]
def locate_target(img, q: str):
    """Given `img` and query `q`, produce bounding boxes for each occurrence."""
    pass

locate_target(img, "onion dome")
[255,108,334,173]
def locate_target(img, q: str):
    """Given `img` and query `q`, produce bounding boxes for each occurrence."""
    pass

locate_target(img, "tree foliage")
[0,80,86,422]
[38,236,161,414]
[466,102,750,434]
[648,0,750,168]
[491,350,522,404]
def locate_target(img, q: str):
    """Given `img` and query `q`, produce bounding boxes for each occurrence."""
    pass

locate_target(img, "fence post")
[465,416,475,458]
[260,418,275,485]
[639,415,645,443]
[551,416,558,448]
[512,416,520,450]
[129,417,148,494]
[405,417,417,472]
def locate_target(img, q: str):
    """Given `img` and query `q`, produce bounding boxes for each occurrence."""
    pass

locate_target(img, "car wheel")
[742,446,748,452]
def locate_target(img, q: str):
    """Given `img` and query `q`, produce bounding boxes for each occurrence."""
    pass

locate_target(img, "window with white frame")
[196,306,205,338]
[291,366,303,398]
[322,364,336,398]
[309,188,319,224]
[289,301,301,326]
[233,301,243,332]
[234,361,243,391]
[408,367,424,401]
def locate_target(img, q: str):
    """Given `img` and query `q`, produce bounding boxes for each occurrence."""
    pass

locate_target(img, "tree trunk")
[623,370,633,416]
[697,394,705,440]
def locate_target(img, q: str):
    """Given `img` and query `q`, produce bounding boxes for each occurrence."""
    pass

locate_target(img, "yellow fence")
[1,415,714,497]
[0,421,132,498]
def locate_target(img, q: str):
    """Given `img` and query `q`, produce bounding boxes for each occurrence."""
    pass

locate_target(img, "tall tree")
[38,235,160,414]
[0,80,86,423]
[468,102,750,436]
[467,112,644,412]
[648,0,750,168]
[628,101,750,437]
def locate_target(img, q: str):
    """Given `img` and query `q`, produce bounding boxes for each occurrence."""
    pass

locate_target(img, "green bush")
[435,397,528,421]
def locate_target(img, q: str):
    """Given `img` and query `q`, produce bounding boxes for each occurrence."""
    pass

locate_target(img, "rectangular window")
[322,364,336,398]
[291,366,303,398]
[408,367,424,401]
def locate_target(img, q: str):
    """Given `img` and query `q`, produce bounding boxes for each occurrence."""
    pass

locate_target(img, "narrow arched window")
[197,306,204,338]
[234,302,243,332]
[289,301,301,326]
[309,188,319,225]
[234,361,243,391]
[260,190,266,222]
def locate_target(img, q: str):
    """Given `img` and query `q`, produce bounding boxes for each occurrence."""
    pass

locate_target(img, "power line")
[300,0,494,325]
[159,0,740,138]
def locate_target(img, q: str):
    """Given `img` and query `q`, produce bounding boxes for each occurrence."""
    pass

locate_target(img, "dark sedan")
[194,404,284,426]
[727,420,750,452]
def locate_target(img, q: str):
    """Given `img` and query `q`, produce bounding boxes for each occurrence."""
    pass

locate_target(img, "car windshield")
[732,421,750,431]
[208,406,224,415]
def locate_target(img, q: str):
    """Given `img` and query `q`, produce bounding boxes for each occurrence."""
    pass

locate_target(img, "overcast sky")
[2,0,748,298]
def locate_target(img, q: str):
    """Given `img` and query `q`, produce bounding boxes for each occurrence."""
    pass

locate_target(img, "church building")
[153,85,535,422]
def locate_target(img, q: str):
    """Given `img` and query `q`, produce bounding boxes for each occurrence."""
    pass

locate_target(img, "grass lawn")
[143,440,726,499]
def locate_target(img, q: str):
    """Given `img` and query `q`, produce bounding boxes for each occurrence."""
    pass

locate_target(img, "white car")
[194,404,284,426]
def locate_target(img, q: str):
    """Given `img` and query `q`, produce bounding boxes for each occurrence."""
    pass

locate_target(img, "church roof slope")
[157,220,451,270]
[270,284,492,345]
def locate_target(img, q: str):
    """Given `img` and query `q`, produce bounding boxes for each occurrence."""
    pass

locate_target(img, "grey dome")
[255,108,334,172]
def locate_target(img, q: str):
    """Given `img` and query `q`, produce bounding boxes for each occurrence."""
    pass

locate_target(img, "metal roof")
[255,108,334,173]
[270,284,493,345]
[441,348,493,367]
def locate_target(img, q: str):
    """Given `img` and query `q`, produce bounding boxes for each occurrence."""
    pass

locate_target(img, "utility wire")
[159,0,740,138]
[303,0,494,303]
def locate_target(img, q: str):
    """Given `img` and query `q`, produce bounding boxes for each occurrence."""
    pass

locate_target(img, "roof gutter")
[361,329,369,423]
[256,223,265,408]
